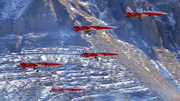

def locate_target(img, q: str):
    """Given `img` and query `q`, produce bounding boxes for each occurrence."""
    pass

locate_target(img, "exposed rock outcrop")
[0,19,12,36]
[13,0,60,34]
[141,17,162,46]
[0,0,62,35]
[14,35,22,52]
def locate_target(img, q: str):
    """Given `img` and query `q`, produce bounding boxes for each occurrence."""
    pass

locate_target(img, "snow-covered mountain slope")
[0,32,180,100]
[0,47,157,101]
[0,0,180,100]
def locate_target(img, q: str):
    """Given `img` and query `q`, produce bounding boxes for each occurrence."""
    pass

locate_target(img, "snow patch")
[40,88,49,99]
[79,1,89,6]
[155,61,180,92]
[150,60,159,70]
[40,55,47,61]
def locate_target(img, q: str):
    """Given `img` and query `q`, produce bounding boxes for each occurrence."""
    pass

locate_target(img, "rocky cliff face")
[0,0,180,100]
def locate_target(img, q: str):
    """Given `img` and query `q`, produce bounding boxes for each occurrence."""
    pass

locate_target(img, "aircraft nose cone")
[112,26,118,29]
[163,13,168,15]
[110,26,118,29]
[61,63,66,65]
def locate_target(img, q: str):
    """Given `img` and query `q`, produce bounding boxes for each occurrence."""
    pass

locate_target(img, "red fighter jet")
[80,48,120,61]
[71,20,117,35]
[17,57,65,72]
[50,84,86,93]
[123,7,168,21]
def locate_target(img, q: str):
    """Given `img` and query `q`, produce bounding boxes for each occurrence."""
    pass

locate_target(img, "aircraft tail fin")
[126,7,134,14]
[83,48,90,54]
[52,84,58,90]
[73,20,82,28]
[20,57,28,64]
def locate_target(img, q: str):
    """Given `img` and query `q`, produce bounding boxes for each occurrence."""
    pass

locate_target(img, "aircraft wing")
[32,63,44,68]
[85,26,96,31]
[141,14,149,17]
[97,54,104,57]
